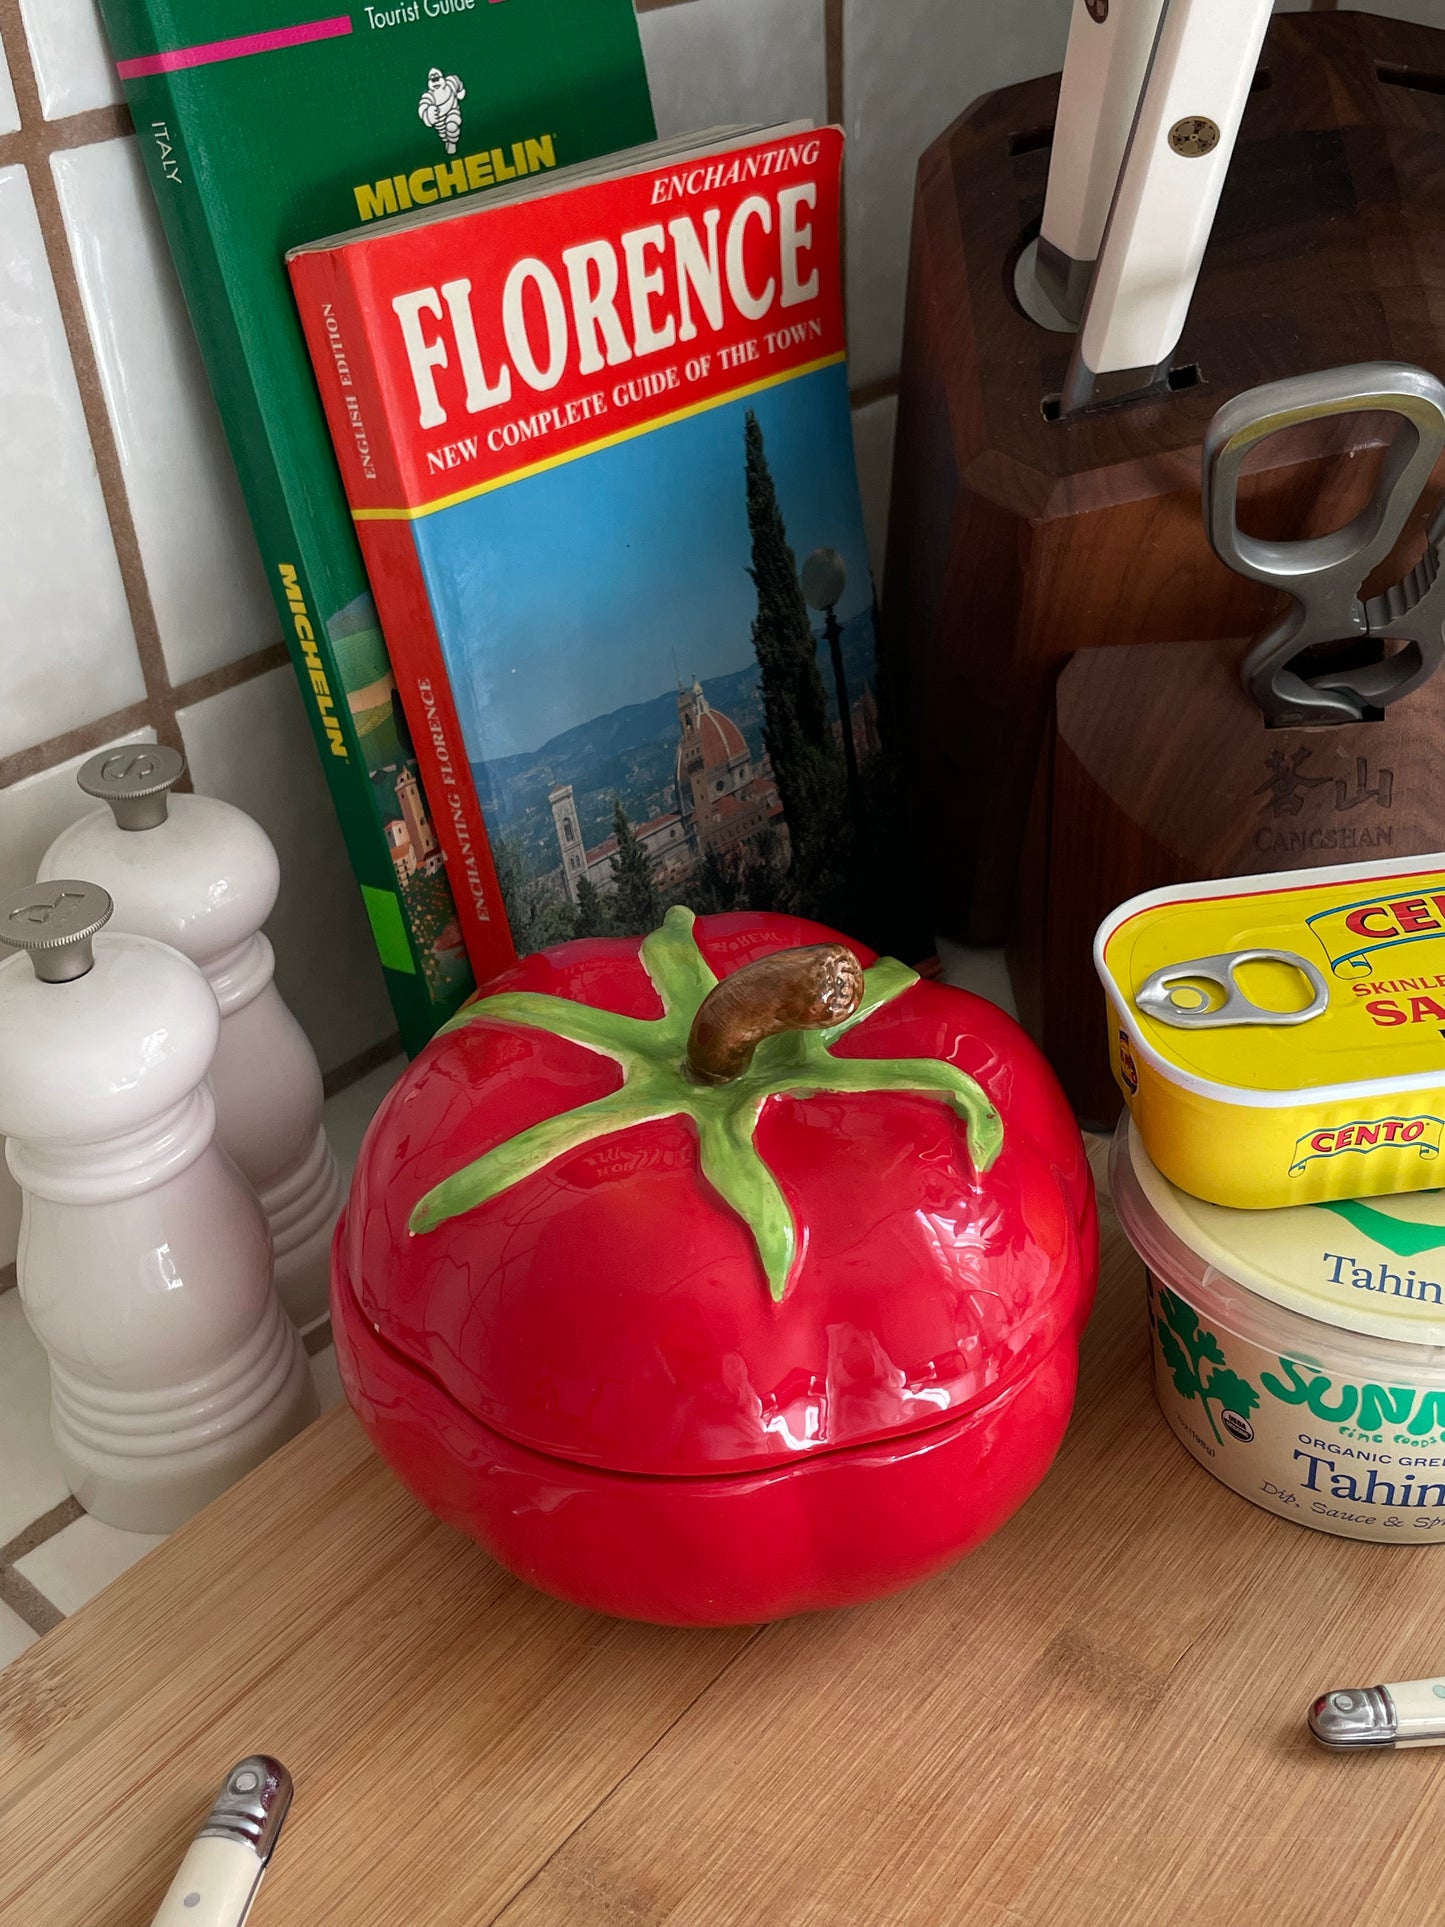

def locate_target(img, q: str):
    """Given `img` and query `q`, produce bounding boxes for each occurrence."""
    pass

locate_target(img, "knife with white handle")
[1059,0,1272,413]
[1035,0,1167,326]
[1310,1678,1445,1751]
[149,1758,293,1927]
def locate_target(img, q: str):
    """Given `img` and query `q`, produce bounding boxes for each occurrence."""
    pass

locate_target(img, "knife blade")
[1035,0,1167,327]
[1058,0,1272,414]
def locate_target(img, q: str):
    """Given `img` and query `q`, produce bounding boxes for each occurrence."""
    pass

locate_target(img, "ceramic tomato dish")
[333,908,1097,1624]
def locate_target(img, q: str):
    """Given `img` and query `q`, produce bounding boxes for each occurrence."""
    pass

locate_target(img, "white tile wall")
[0,728,159,1272]
[0,35,21,137]
[851,392,897,586]
[936,940,1018,1019]
[15,1513,165,1614]
[324,1053,406,1179]
[638,0,827,141]
[843,0,1072,387]
[0,728,155,912]
[0,164,144,759]
[16,0,124,121]
[52,138,279,685]
[177,667,395,1076]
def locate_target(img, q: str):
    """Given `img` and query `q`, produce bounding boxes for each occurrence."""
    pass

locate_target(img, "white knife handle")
[1039,0,1167,321]
[1383,1677,1445,1747]
[149,1757,292,1927]
[1070,0,1272,397]
[150,1836,265,1927]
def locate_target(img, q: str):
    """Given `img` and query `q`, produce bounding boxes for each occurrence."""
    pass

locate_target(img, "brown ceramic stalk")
[685,944,866,1084]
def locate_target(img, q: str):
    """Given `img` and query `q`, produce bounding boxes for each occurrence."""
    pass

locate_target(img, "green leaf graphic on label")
[1153,1288,1258,1446]
[1204,1367,1259,1424]
[1319,1195,1445,1260]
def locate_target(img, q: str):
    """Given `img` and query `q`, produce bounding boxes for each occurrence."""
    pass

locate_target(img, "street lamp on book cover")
[801,546,857,791]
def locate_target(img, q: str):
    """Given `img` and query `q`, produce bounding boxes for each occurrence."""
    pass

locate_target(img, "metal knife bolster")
[1309,1686,1397,1750]
[1033,236,1095,331]
[1310,1679,1445,1750]
[198,1757,293,1862]
[1059,353,1170,416]
[1038,0,1169,328]
[149,1760,293,1927]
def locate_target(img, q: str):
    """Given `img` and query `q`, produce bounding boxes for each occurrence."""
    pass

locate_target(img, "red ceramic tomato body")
[334,912,1097,1625]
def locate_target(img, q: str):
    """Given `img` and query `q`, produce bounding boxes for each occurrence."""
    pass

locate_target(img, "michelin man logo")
[418,67,465,155]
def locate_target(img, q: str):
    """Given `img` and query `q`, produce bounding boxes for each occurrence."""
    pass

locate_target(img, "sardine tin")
[1096,854,1445,1209]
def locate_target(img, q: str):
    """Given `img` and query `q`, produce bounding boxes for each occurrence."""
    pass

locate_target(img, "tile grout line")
[824,0,844,126]
[0,1564,65,1638]
[0,1331,340,1631]
[0,644,292,792]
[302,1316,334,1358]
[850,374,899,411]
[0,6,289,804]
[0,1494,85,1568]
[321,1032,405,1099]
[825,0,845,311]
[0,99,131,163]
[0,0,184,769]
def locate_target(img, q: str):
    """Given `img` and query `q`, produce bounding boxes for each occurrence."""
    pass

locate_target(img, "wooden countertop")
[4,1159,1443,1927]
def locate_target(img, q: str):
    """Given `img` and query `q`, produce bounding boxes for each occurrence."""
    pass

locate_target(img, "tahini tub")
[1113,1117,1445,1543]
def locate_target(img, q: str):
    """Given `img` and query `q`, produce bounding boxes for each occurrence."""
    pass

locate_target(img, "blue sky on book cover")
[408,362,889,950]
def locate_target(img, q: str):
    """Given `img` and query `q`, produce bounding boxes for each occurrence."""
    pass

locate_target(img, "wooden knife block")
[883,10,1445,1119]
[1017,638,1445,1125]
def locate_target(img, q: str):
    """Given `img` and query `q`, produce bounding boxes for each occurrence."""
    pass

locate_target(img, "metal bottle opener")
[1202,361,1445,728]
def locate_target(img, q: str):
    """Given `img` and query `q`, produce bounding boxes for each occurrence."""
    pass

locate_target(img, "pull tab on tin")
[1134,949,1330,1029]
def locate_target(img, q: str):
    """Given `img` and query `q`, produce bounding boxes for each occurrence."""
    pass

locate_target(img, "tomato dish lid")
[339,910,1095,1479]
[1118,1119,1445,1349]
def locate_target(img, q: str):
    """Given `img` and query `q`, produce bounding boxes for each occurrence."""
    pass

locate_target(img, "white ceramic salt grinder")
[0,880,317,1534]
[39,743,342,1326]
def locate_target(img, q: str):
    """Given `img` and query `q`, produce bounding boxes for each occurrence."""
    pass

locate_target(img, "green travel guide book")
[96,0,656,1051]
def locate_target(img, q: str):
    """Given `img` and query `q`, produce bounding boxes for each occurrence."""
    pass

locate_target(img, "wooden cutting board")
[5,1149,1445,1927]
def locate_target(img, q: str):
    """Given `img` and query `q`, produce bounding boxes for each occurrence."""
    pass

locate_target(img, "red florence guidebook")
[289,126,903,975]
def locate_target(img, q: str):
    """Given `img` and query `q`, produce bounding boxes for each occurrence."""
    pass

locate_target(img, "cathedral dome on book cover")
[549,675,783,906]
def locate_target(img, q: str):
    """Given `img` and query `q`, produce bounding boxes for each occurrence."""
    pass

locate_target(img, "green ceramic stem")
[410,906,1003,1301]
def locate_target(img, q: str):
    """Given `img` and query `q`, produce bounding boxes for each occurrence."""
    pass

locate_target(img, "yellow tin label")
[1096,856,1445,1209]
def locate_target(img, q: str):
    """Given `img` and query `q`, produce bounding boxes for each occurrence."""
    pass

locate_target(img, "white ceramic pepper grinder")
[39,743,342,1327]
[0,880,317,1533]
